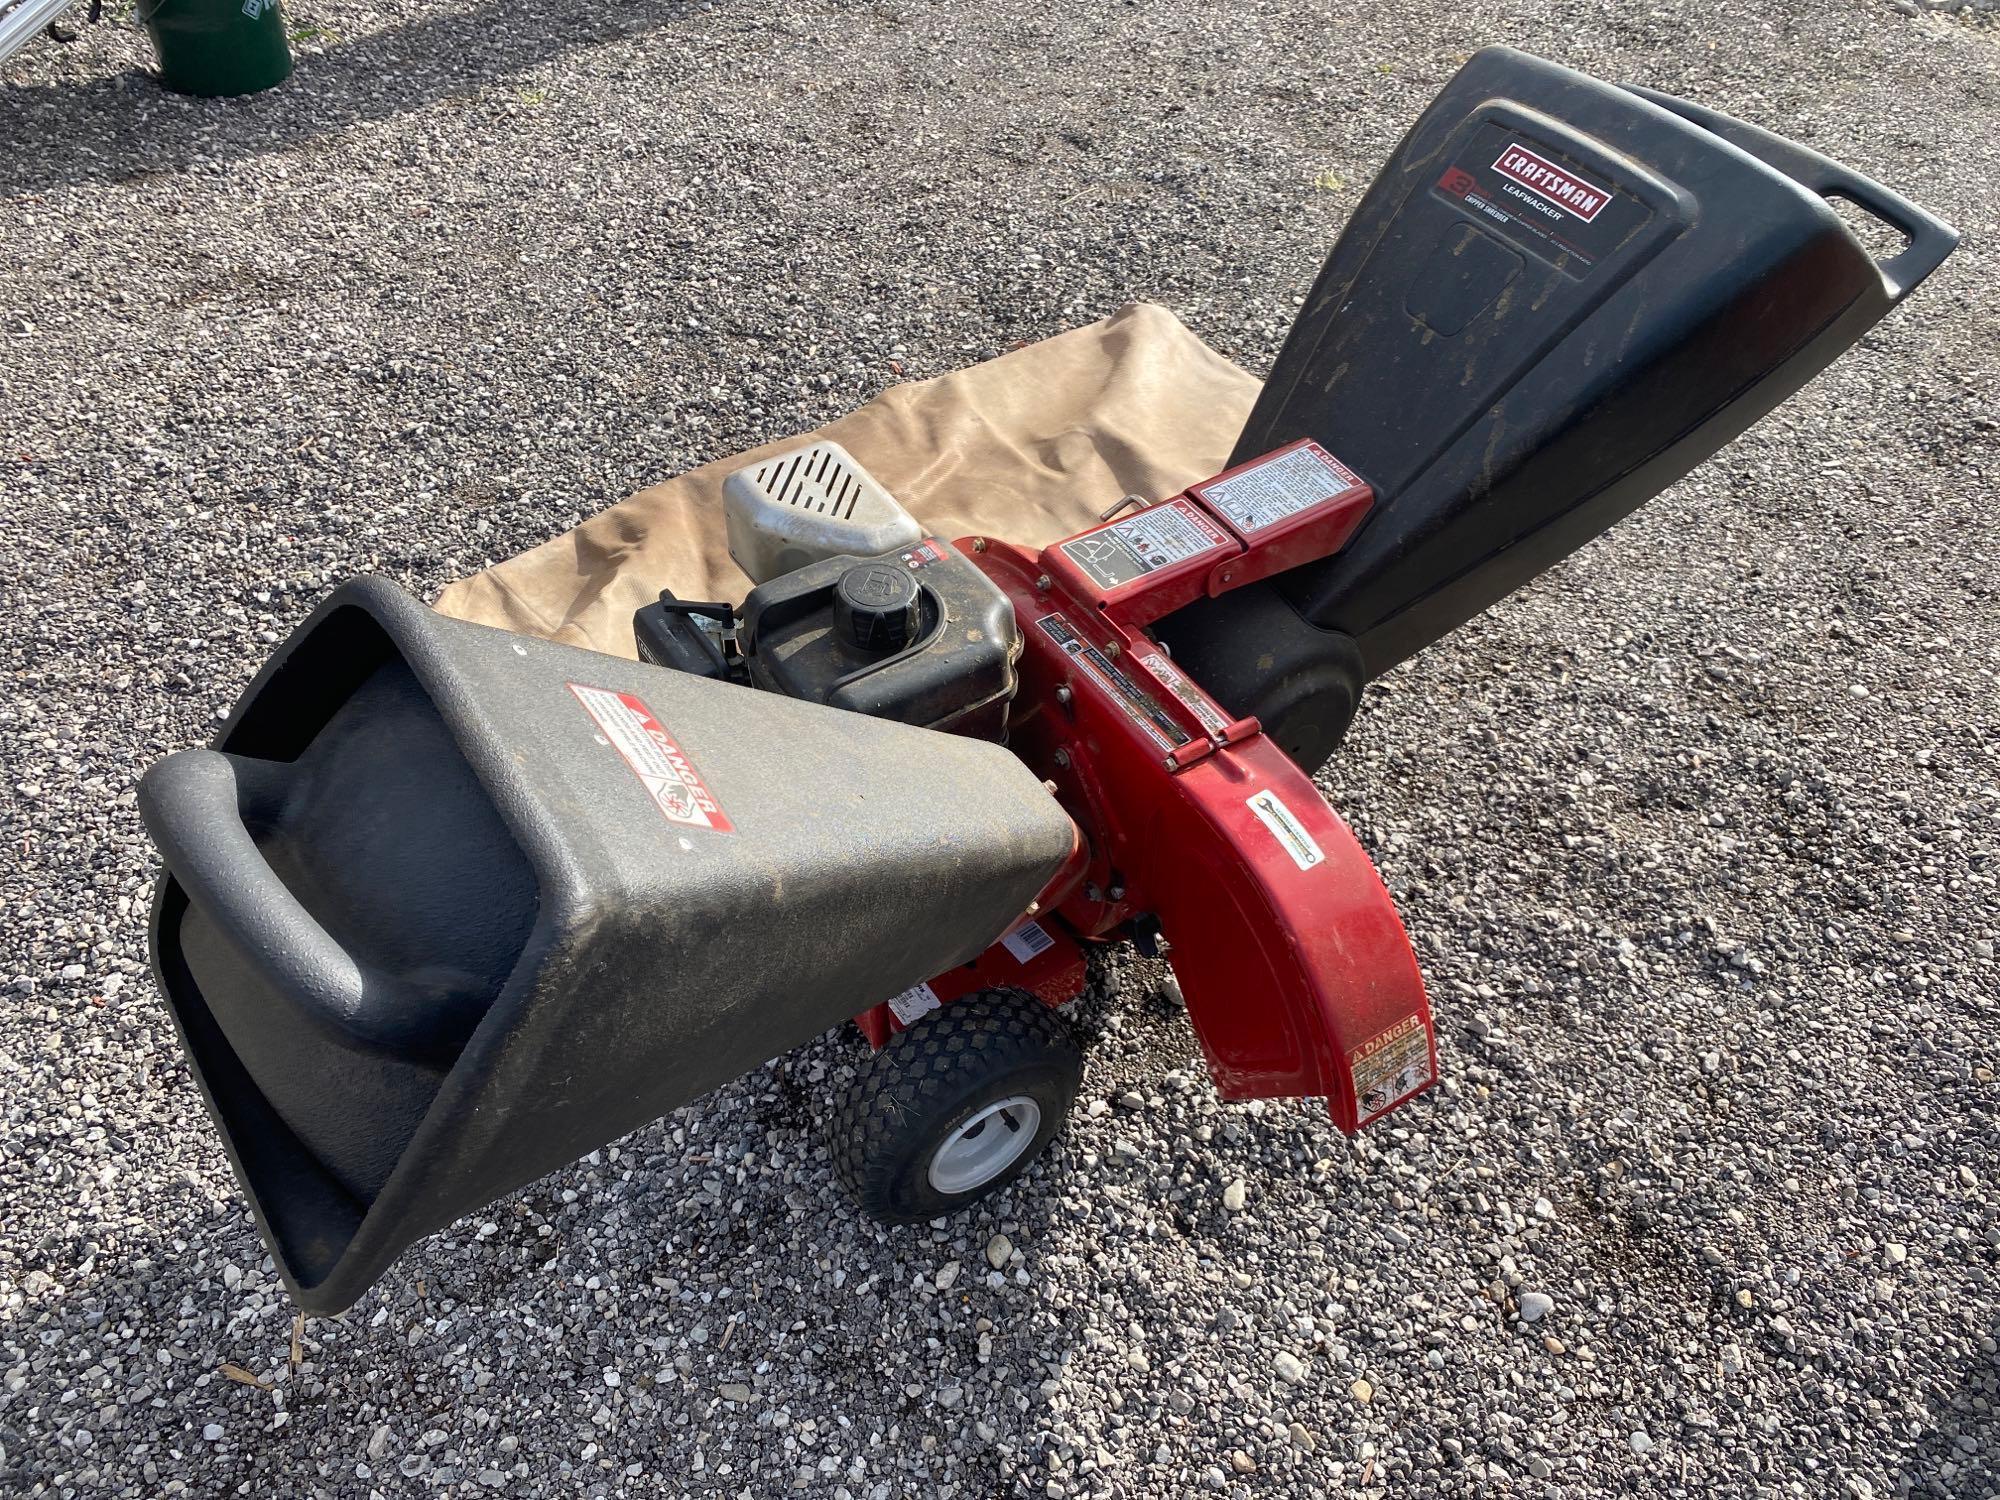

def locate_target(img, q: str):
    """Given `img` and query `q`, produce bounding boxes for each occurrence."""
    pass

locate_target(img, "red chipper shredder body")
[134,49,1954,1312]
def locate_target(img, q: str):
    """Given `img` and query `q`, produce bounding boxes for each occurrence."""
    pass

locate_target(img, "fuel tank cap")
[834,561,922,654]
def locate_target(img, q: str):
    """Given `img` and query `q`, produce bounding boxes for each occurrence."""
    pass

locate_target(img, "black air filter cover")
[141,578,1075,1312]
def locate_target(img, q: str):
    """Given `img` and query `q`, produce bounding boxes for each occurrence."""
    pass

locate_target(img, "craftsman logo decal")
[569,683,735,833]
[1433,123,1645,277]
[1350,1013,1436,1124]
[1491,144,1608,222]
[1246,789,1324,870]
[887,982,940,1026]
[1002,920,1055,964]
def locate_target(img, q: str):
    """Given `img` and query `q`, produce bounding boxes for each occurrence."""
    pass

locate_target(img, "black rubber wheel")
[832,988,1082,1224]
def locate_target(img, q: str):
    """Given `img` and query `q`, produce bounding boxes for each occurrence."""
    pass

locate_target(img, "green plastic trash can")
[139,0,292,98]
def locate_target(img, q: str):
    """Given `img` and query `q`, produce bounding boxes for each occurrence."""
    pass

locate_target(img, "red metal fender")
[1137,734,1435,1128]
[960,536,1436,1132]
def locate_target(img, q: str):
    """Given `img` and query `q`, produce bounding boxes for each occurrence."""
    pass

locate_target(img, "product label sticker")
[1139,650,1233,739]
[1199,445,1363,533]
[569,683,736,833]
[1058,498,1229,592]
[1001,920,1055,964]
[1432,123,1648,275]
[887,981,940,1026]
[1036,614,1190,751]
[900,538,952,569]
[1246,788,1324,870]
[1350,1013,1435,1123]
[1491,143,1609,222]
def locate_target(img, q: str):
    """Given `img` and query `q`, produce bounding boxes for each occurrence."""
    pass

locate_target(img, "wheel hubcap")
[926,1095,1042,1195]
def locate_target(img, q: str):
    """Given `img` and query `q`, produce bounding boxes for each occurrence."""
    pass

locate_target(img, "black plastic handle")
[1624,83,1959,301]
[138,749,468,1062]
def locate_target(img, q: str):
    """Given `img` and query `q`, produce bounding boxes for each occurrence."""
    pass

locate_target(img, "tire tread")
[831,988,1080,1221]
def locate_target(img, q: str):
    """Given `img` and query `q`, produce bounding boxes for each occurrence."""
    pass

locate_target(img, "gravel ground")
[4,1,1998,1497]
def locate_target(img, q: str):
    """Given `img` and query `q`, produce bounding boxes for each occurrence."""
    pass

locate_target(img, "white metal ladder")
[0,0,77,67]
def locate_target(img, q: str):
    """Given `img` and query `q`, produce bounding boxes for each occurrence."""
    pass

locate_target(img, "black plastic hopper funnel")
[141,578,1075,1313]
[1154,46,1957,770]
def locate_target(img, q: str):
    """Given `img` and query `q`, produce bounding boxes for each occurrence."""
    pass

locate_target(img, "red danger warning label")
[1349,1013,1435,1124]
[569,683,735,833]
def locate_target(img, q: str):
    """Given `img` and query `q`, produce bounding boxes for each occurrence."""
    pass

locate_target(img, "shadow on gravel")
[0,0,700,199]
[1891,1298,2000,1497]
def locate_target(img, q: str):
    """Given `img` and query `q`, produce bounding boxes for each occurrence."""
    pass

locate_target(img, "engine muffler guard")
[141,578,1076,1313]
